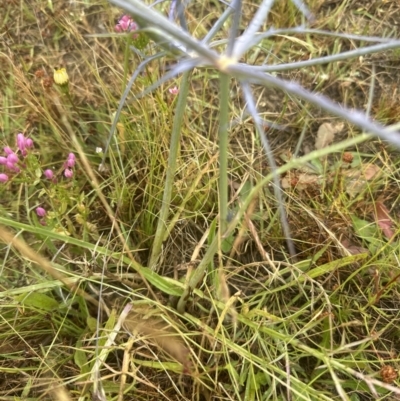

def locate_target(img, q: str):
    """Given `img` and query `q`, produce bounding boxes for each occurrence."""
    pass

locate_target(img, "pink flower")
[3,147,13,155]
[44,169,54,179]
[25,138,34,148]
[169,86,179,95]
[0,156,6,165]
[16,133,33,156]
[7,153,18,165]
[0,173,8,183]
[6,161,19,172]
[36,207,46,217]
[64,153,76,168]
[17,133,26,152]
[64,168,73,178]
[115,15,138,37]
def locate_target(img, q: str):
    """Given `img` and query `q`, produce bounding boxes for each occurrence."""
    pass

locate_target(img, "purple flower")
[115,15,138,37]
[64,153,76,168]
[25,138,34,148]
[3,147,13,155]
[16,133,33,156]
[6,161,19,172]
[4,151,19,171]
[115,15,131,31]
[64,168,73,178]
[44,169,54,179]
[36,207,46,217]
[0,173,8,183]
[17,133,26,152]
[7,153,18,165]
[169,86,179,95]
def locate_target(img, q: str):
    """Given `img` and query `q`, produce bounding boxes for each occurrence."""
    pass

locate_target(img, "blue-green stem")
[218,73,230,241]
[122,35,133,90]
[148,71,191,270]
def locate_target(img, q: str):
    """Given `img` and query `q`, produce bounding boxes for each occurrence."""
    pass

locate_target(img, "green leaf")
[351,215,382,252]
[351,215,376,241]
[16,292,59,311]
[74,339,88,372]
[133,32,150,50]
[221,232,234,253]
[86,316,98,332]
[208,217,217,246]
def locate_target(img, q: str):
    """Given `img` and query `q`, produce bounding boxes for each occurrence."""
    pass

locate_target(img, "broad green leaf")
[86,316,98,332]
[351,215,382,252]
[16,292,59,311]
[74,339,89,373]
[221,232,234,253]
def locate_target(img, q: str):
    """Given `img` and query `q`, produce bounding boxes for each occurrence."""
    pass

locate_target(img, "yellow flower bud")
[53,67,69,86]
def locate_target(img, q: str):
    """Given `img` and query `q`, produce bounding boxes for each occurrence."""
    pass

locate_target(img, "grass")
[1,0,400,400]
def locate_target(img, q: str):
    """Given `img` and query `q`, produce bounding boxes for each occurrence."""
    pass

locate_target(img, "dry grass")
[1,0,400,400]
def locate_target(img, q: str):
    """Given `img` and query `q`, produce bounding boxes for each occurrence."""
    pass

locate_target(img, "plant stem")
[148,71,190,270]
[218,73,230,240]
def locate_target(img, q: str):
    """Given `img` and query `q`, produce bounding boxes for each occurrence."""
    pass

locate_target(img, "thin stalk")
[228,63,400,147]
[148,71,191,270]
[241,82,296,259]
[218,73,230,242]
[202,5,233,44]
[254,39,400,72]
[109,0,219,62]
[122,35,132,89]
[232,0,274,60]
[289,0,313,22]
[227,0,242,56]
[101,52,166,166]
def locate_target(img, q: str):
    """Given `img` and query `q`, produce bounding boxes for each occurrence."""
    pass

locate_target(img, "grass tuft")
[1,0,400,400]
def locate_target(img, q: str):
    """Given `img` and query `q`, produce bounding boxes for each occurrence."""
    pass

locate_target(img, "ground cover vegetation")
[1,0,400,400]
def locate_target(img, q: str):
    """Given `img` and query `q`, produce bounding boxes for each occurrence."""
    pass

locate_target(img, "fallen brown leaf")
[124,307,192,374]
[315,122,344,150]
[375,201,395,239]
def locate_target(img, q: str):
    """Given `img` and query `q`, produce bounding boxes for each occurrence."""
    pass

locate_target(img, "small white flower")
[95,147,103,154]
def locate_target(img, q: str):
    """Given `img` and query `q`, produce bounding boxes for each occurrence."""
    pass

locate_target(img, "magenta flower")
[44,169,54,179]
[7,153,18,165]
[17,133,26,152]
[36,207,46,217]
[25,138,34,148]
[66,153,76,168]
[6,161,20,172]
[115,15,138,37]
[0,173,8,183]
[16,133,33,156]
[64,168,73,178]
[3,147,13,155]
[169,86,179,95]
